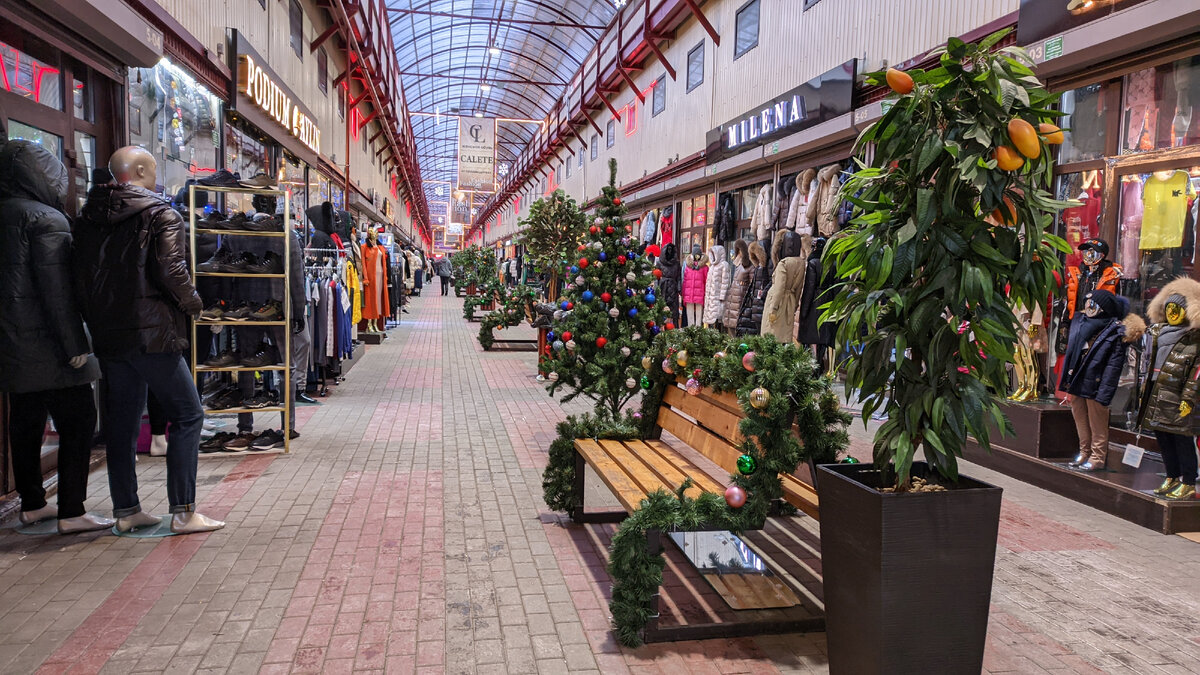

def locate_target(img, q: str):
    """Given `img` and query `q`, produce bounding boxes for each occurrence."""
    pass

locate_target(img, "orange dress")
[361,245,390,320]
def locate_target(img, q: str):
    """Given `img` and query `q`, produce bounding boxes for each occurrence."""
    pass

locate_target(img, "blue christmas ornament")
[581,290,594,302]
[547,331,556,342]
[651,325,661,335]
[570,266,579,274]
[599,251,608,261]
[625,289,634,297]
[628,308,638,317]
[560,300,571,311]
[645,293,656,304]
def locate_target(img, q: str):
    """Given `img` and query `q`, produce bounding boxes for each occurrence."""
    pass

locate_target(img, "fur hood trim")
[817,163,840,182]
[732,239,749,267]
[748,241,767,268]
[796,168,817,195]
[1148,277,1200,329]
[1123,314,1146,343]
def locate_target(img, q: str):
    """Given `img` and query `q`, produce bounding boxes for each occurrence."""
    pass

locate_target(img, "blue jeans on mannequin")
[101,353,203,516]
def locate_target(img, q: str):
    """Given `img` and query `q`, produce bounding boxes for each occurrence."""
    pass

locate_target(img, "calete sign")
[705,60,856,162]
[458,118,496,192]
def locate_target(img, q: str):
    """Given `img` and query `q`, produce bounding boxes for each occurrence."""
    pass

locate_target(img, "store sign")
[458,118,496,192]
[705,60,856,163]
[229,31,321,155]
[1017,0,1152,45]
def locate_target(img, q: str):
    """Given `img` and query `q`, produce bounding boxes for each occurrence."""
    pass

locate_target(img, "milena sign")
[706,60,856,162]
[238,54,321,154]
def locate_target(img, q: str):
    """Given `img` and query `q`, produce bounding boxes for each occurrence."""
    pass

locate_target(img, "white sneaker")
[150,435,168,457]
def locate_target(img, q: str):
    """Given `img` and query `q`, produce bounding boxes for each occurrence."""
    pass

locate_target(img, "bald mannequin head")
[109,146,157,190]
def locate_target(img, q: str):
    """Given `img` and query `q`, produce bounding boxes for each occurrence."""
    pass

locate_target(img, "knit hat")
[1165,293,1188,310]
[1086,289,1127,319]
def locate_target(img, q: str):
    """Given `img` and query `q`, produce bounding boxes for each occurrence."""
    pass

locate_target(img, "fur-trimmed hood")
[817,163,841,182]
[1148,277,1200,329]
[1123,314,1146,343]
[732,239,749,267]
[796,167,817,196]
[748,241,767,268]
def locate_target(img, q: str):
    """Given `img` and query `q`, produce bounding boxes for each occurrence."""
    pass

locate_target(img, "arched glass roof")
[388,1,617,195]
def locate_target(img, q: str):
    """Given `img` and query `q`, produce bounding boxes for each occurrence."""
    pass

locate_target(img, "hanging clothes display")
[361,243,390,320]
[1139,170,1194,250]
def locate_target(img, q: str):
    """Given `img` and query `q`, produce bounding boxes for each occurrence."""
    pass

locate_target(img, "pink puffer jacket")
[682,255,709,304]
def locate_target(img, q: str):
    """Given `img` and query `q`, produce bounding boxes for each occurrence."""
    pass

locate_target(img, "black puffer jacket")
[737,241,770,336]
[797,242,835,346]
[713,193,738,243]
[0,141,99,392]
[656,243,682,325]
[75,183,203,356]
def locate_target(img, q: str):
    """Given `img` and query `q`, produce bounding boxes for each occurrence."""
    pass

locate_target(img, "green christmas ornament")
[639,375,652,389]
[737,343,751,356]
[736,454,757,475]
[840,456,861,464]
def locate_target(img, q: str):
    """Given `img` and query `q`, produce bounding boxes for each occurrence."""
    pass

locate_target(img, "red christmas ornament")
[579,258,589,268]
[565,302,574,310]
[589,226,598,234]
[577,244,586,252]
[665,322,676,330]
[562,331,573,341]
[653,269,663,278]
[646,321,656,329]
[613,197,622,205]
[693,368,701,377]
[626,225,633,232]
[605,226,614,234]
[596,336,608,348]
[600,292,612,303]
[617,255,627,265]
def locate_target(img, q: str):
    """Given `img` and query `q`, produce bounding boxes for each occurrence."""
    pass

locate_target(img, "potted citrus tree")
[820,30,1070,673]
[517,189,588,303]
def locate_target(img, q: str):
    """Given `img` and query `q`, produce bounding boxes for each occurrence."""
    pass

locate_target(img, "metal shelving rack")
[188,184,292,454]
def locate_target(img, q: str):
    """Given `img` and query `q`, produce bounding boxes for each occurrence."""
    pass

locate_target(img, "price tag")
[1122,443,1144,468]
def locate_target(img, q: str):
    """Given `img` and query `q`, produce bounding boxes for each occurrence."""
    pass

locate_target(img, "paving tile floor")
[2,293,1200,673]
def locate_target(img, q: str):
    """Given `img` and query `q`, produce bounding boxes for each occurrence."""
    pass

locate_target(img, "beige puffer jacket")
[722,239,752,330]
[750,184,773,242]
[805,164,842,237]
[785,168,817,233]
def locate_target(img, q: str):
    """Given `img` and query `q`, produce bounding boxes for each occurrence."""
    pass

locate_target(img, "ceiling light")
[480,84,491,92]
[488,47,500,56]
[474,112,484,118]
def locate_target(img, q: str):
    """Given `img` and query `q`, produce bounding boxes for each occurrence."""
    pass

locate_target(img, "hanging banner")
[458,118,496,192]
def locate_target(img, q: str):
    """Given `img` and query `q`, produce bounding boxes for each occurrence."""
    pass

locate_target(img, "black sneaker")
[203,351,239,368]
[250,429,284,450]
[223,432,257,451]
[241,345,280,368]
[206,390,244,411]
[222,301,254,321]
[199,300,228,321]
[197,246,239,273]
[201,211,230,230]
[243,393,277,409]
[245,251,283,274]
[202,384,237,404]
[197,169,242,187]
[225,251,258,273]
[248,300,282,321]
[200,432,235,453]
[244,214,283,232]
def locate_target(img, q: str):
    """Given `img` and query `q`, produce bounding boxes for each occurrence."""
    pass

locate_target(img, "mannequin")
[1060,290,1142,471]
[761,231,809,342]
[76,146,223,533]
[722,240,752,334]
[1065,239,1121,319]
[736,241,770,336]
[1139,278,1200,499]
[656,243,682,326]
[682,243,709,327]
[797,237,836,373]
[360,228,389,332]
[702,244,731,328]
[1008,301,1045,402]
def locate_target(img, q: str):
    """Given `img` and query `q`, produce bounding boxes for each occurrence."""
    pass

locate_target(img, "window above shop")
[687,42,704,93]
[591,134,598,160]
[1120,56,1200,155]
[289,0,304,61]
[652,75,666,117]
[318,48,328,96]
[734,0,760,60]
[0,35,63,112]
[606,119,616,148]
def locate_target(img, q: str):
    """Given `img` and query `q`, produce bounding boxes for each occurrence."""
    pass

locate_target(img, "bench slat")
[619,439,709,500]
[657,407,742,476]
[780,473,820,520]
[596,440,677,498]
[662,386,744,444]
[575,439,647,513]
[640,440,728,495]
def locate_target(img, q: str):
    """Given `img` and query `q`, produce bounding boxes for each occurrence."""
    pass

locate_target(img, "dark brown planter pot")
[817,461,1002,675]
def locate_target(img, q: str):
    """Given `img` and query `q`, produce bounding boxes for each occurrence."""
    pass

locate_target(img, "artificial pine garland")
[478,284,537,350]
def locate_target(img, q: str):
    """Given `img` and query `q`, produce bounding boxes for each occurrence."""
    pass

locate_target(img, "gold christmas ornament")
[749,387,771,409]
[642,356,653,370]
[675,350,689,367]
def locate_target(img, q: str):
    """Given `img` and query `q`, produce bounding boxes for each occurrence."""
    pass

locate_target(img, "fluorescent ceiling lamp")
[474,112,484,118]
[488,47,500,56]
[480,84,491,92]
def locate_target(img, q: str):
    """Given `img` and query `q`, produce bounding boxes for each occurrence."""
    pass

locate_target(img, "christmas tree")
[543,159,673,416]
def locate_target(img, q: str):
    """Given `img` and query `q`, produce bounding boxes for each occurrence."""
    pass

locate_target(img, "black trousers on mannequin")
[1156,431,1198,483]
[8,385,96,518]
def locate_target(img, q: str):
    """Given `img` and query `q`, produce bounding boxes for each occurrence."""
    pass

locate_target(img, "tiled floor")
[3,293,1200,674]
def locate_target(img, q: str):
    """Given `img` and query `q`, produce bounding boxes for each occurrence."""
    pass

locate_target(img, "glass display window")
[1055,169,1105,270]
[1058,83,1109,164]
[1113,166,1200,315]
[0,35,63,111]
[1121,56,1200,155]
[8,119,62,159]
[225,122,269,181]
[129,59,221,203]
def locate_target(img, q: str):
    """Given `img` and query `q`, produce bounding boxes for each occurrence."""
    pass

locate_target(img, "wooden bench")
[572,383,822,642]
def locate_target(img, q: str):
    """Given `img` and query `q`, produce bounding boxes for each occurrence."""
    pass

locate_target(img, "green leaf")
[917,134,943,174]
[916,189,935,229]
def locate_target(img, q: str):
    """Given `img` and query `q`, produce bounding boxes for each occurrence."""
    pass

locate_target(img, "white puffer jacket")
[750,184,773,242]
[703,244,731,325]
[785,168,818,233]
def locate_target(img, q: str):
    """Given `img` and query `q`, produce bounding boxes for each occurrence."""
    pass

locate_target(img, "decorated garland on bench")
[478,285,538,350]
[541,325,850,646]
[463,279,502,321]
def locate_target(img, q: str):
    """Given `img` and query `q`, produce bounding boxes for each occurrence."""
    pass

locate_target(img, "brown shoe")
[223,432,258,451]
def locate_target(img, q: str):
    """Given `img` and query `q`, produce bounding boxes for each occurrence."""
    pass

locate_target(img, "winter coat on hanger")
[656,243,682,324]
[771,176,795,231]
[806,164,842,237]
[722,240,752,331]
[786,168,817,233]
[750,184,773,243]
[761,232,809,341]
[640,210,657,244]
[0,141,100,392]
[682,252,709,305]
[797,239,836,346]
[703,245,731,325]
[714,194,738,243]
[736,241,770,336]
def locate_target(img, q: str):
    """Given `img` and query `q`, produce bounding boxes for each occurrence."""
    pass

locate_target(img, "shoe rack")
[188,184,292,455]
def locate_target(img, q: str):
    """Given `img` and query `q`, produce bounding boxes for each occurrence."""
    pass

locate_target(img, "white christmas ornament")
[626,378,637,389]
[566,340,577,351]
[621,347,631,356]
[575,276,585,285]
[553,310,563,320]
[548,372,559,381]
[626,272,636,282]
[593,217,604,226]
[608,308,619,318]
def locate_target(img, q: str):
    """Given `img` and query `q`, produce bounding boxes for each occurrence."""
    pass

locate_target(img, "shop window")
[128,59,221,201]
[1115,167,1200,317]
[318,48,328,96]
[734,0,760,60]
[338,84,345,119]
[1058,83,1109,164]
[225,123,270,184]
[8,120,61,159]
[1055,170,1105,271]
[687,42,704,93]
[606,119,616,148]
[73,73,92,122]
[1121,56,1200,154]
[591,134,598,160]
[0,37,63,111]
[73,131,95,213]
[290,0,304,61]
[652,75,666,117]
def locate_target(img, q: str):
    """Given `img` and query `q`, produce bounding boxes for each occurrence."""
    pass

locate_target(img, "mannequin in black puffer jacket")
[656,243,682,326]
